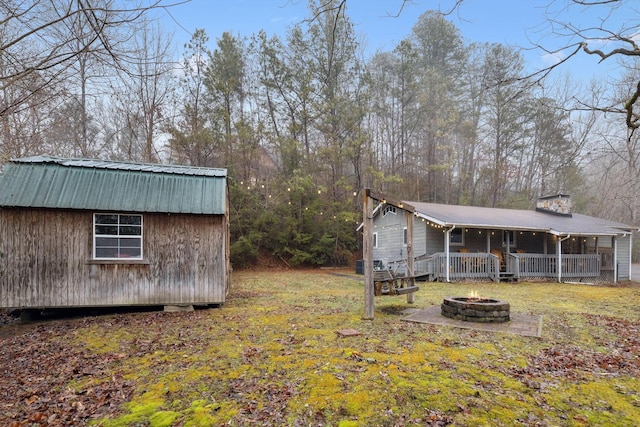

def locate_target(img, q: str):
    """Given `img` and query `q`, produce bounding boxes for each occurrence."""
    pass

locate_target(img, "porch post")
[557,237,562,283]
[362,190,374,319]
[445,228,451,282]
[613,236,618,283]
[556,235,570,283]
[406,210,415,304]
[628,234,633,282]
[486,231,491,253]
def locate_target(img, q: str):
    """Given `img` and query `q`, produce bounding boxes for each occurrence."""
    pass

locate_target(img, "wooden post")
[405,210,415,304]
[445,227,451,282]
[613,235,618,283]
[362,189,374,319]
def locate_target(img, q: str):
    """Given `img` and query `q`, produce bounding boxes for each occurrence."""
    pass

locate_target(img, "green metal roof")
[0,156,227,215]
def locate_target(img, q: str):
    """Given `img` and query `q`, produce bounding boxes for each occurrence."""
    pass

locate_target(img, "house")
[0,156,231,311]
[365,193,636,283]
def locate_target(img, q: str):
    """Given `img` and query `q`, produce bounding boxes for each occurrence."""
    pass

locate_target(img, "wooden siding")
[372,209,405,264]
[0,208,228,308]
[424,223,445,255]
[617,234,631,281]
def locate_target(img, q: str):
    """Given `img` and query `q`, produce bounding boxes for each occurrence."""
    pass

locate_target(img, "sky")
[158,0,631,83]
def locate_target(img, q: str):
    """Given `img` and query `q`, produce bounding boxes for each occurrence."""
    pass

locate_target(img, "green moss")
[68,272,640,426]
[183,400,239,427]
[149,411,181,427]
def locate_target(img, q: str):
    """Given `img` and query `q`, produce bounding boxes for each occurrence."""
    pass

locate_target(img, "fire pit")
[441,296,510,323]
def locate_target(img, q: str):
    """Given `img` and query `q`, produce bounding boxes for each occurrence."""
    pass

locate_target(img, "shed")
[0,156,231,310]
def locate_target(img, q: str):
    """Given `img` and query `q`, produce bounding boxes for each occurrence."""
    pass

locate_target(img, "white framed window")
[450,228,464,246]
[93,213,143,260]
[373,232,378,248]
[403,227,408,245]
[502,230,517,247]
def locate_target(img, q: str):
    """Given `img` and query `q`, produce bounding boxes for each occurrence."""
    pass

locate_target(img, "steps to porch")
[498,272,517,282]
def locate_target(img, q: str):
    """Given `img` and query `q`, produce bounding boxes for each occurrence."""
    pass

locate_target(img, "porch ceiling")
[409,201,636,236]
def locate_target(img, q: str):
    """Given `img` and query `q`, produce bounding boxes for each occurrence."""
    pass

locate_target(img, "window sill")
[85,259,150,265]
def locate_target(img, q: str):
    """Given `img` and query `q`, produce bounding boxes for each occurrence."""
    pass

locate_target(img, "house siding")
[0,208,228,308]
[617,234,631,281]
[372,209,405,264]
[425,223,445,254]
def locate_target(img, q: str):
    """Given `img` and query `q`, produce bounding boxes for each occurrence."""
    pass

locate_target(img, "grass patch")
[7,270,640,426]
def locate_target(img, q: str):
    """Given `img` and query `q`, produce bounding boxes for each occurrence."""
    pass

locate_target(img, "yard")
[1,270,639,426]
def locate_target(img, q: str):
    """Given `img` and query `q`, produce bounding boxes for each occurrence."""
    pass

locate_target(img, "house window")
[373,232,378,248]
[94,214,143,259]
[382,205,396,217]
[450,228,464,246]
[502,230,517,247]
[403,227,408,245]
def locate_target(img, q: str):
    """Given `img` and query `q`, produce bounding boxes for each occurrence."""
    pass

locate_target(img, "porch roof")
[408,201,636,237]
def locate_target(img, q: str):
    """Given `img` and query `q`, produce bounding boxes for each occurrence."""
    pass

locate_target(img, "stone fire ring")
[441,297,510,323]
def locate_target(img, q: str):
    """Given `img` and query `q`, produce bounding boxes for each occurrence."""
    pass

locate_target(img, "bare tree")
[0,0,183,118]
[113,19,174,162]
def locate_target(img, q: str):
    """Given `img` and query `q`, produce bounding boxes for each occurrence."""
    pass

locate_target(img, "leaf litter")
[0,272,639,426]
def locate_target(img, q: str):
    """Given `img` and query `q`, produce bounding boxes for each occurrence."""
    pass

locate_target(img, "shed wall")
[0,208,228,308]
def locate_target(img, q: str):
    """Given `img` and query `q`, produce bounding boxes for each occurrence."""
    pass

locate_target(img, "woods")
[2,0,639,267]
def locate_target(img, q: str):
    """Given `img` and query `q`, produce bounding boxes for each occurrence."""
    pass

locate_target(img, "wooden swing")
[373,269,420,296]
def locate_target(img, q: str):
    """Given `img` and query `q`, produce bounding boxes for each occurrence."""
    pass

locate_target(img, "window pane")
[118,247,141,258]
[95,214,118,224]
[95,247,118,258]
[119,237,141,248]
[119,225,141,236]
[96,237,118,246]
[450,229,463,244]
[95,225,118,235]
[120,215,141,225]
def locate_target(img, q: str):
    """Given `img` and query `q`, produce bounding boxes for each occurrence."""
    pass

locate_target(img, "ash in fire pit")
[441,296,510,323]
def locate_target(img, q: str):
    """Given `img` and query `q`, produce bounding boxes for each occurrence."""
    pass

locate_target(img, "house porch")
[412,251,612,283]
[410,227,616,283]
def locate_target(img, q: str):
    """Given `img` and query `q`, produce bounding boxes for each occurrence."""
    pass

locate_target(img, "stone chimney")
[536,194,572,217]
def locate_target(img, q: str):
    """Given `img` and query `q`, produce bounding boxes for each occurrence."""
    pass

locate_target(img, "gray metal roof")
[0,156,227,214]
[409,201,636,236]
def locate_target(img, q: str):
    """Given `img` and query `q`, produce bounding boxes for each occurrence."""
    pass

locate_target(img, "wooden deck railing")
[412,252,601,281]
[511,253,600,278]
[424,252,500,281]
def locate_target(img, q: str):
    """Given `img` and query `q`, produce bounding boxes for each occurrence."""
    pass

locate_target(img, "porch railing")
[513,253,600,278]
[427,252,500,281]
[414,252,601,281]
